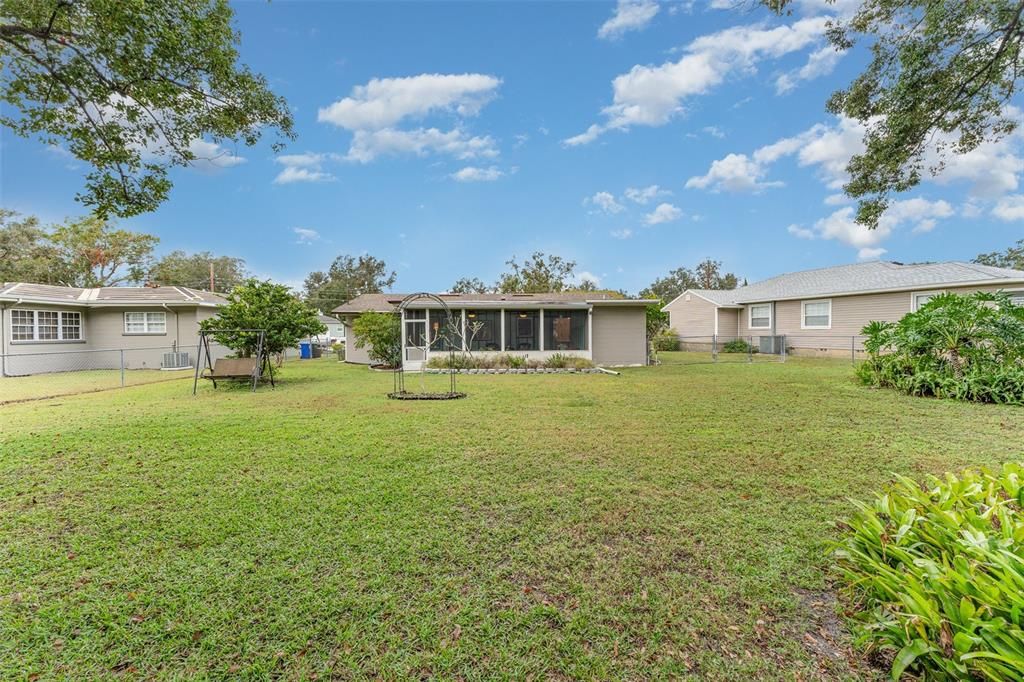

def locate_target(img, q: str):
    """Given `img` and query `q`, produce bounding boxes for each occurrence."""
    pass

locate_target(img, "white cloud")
[597,0,660,40]
[824,193,851,206]
[775,44,846,94]
[566,16,828,145]
[787,224,816,239]
[181,139,246,171]
[624,184,670,204]
[857,247,887,260]
[573,271,602,287]
[702,125,726,139]
[317,73,501,130]
[610,228,634,239]
[804,198,954,255]
[645,202,683,224]
[451,165,504,182]
[345,127,498,163]
[293,227,321,245]
[993,194,1024,221]
[273,152,338,184]
[685,153,784,192]
[585,191,625,214]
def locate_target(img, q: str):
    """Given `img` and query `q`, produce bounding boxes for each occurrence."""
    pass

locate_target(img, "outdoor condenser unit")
[758,336,784,355]
[161,351,191,370]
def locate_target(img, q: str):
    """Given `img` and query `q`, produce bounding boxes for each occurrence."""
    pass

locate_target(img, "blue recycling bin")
[299,342,312,359]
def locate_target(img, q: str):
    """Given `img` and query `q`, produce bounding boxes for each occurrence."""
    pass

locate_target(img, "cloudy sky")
[3,0,1022,293]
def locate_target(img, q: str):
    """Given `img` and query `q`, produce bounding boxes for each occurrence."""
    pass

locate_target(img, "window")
[802,300,831,329]
[748,304,771,329]
[505,310,539,351]
[544,310,588,351]
[12,310,34,341]
[912,291,941,311]
[9,309,83,341]
[1008,290,1024,307]
[466,310,501,351]
[124,311,166,334]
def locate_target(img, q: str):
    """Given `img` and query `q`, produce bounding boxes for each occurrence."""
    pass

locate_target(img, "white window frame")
[748,303,772,330]
[9,309,85,342]
[801,299,832,330]
[911,290,944,312]
[123,311,167,335]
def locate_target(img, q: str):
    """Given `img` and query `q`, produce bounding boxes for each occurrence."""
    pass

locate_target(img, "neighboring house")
[334,292,655,368]
[0,282,227,376]
[317,313,346,344]
[663,261,1024,355]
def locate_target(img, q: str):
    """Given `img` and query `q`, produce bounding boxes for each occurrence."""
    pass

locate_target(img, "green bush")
[835,464,1024,681]
[857,292,1024,404]
[721,339,756,353]
[425,353,592,370]
[351,311,401,368]
[651,330,680,351]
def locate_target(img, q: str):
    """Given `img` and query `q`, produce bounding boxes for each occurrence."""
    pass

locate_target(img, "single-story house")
[334,292,656,368]
[663,261,1024,355]
[0,282,227,376]
[317,313,346,344]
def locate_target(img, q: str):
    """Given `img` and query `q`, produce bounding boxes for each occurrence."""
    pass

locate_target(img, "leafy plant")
[651,329,679,352]
[721,339,756,354]
[425,353,592,370]
[834,464,1024,681]
[858,292,1024,404]
[351,311,401,368]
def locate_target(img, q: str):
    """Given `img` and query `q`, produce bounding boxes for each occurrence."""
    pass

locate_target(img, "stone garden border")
[424,367,604,375]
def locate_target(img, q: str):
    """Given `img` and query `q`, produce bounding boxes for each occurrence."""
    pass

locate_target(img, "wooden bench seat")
[203,357,257,379]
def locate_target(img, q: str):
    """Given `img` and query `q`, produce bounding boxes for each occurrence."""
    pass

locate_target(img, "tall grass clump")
[835,464,1024,680]
[857,292,1024,404]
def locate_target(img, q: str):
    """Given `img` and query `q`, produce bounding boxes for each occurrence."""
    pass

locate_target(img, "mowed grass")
[1,355,1021,680]
[0,368,192,404]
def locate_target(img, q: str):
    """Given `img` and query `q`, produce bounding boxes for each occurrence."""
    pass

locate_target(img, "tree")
[449,277,490,294]
[974,239,1024,270]
[200,279,325,357]
[50,216,159,286]
[765,0,1024,230]
[0,0,293,217]
[0,210,62,283]
[351,311,401,368]
[640,267,698,302]
[495,252,577,293]
[694,258,739,290]
[149,250,248,291]
[304,255,397,312]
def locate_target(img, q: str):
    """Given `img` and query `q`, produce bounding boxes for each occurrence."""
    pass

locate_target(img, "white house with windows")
[662,261,1024,356]
[0,282,227,376]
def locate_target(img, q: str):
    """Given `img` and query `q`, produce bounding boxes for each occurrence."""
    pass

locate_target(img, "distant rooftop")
[0,282,228,306]
[334,291,654,314]
[674,261,1024,307]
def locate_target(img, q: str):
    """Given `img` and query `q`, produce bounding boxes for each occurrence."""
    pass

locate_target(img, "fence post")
[748,336,753,363]
[781,335,786,363]
[712,334,718,363]
[120,349,125,387]
[851,336,855,365]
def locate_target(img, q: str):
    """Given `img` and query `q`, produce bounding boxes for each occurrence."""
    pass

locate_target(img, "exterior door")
[404,319,426,370]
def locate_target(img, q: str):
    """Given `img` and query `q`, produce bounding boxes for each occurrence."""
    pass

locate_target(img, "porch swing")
[192,328,275,395]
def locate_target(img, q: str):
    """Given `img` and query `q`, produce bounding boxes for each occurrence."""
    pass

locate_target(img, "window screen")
[544,310,587,350]
[803,301,831,327]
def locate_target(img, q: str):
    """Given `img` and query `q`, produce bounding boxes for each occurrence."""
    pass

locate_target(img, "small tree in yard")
[352,311,401,368]
[201,279,324,358]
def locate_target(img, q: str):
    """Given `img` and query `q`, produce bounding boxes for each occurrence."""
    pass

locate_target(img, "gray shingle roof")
[681,261,1024,306]
[333,291,648,314]
[0,283,227,306]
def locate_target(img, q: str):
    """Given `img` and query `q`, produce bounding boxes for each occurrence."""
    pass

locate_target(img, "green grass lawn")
[1,355,1020,679]
[0,368,194,404]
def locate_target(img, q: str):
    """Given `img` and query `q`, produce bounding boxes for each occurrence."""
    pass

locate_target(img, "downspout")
[1,299,23,377]
[161,303,179,349]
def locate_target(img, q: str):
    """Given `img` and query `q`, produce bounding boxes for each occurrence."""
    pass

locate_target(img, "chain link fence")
[654,334,866,367]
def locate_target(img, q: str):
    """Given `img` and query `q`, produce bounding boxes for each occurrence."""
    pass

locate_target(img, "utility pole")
[209,262,215,293]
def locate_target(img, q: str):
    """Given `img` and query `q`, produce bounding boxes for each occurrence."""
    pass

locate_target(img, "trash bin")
[311,344,323,359]
[299,342,312,359]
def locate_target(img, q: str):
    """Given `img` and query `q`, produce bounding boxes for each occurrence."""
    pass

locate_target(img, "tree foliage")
[200,279,325,357]
[857,291,1024,403]
[641,258,739,302]
[449,277,490,294]
[0,209,60,283]
[304,255,397,313]
[149,250,248,291]
[495,252,577,293]
[974,239,1024,270]
[765,0,1024,229]
[0,0,294,217]
[351,311,401,368]
[49,215,158,286]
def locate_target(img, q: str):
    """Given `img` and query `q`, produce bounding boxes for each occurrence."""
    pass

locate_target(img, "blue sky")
[2,0,1022,294]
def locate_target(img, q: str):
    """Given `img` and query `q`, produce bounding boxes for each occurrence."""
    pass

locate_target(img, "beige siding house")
[664,261,1024,355]
[335,292,654,368]
[0,282,227,376]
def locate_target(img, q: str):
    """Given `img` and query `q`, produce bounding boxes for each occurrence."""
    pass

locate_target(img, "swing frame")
[192,328,275,395]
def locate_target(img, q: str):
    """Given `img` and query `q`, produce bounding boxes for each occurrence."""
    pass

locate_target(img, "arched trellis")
[388,292,466,400]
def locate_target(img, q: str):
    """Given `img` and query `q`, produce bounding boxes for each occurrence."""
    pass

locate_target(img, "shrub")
[721,339,756,353]
[857,292,1024,404]
[544,353,592,369]
[351,311,401,368]
[834,464,1024,681]
[651,330,680,351]
[425,353,592,370]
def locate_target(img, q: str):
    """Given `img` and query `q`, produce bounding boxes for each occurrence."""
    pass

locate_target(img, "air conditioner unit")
[758,336,784,355]
[161,351,191,370]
